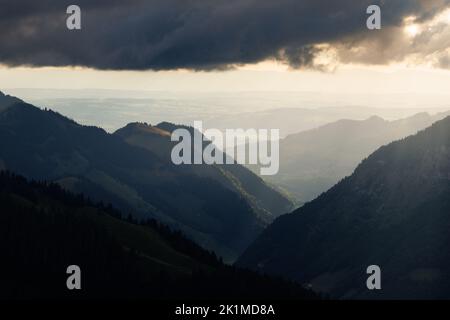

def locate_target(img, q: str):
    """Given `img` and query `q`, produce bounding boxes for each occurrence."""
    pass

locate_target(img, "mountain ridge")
[237,116,450,299]
[0,92,291,261]
[254,110,450,205]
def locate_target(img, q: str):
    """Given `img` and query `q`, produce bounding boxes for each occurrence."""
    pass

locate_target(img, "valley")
[237,116,450,299]
[0,91,291,262]
[2,90,450,300]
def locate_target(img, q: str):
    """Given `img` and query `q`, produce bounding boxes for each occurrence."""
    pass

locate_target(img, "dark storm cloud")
[0,0,449,70]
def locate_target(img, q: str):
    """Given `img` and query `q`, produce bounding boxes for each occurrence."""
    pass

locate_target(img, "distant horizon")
[3,89,450,137]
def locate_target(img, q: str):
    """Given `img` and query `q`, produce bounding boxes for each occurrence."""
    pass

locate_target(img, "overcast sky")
[1,1,450,98]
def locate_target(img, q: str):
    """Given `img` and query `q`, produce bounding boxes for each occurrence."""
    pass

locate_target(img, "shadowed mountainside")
[238,116,450,299]
[250,112,450,205]
[0,171,317,300]
[0,91,292,262]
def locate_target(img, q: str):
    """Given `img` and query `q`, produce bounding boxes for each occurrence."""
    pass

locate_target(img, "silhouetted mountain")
[0,91,22,111]
[0,171,318,300]
[0,91,291,261]
[116,122,292,221]
[254,112,450,205]
[237,116,450,299]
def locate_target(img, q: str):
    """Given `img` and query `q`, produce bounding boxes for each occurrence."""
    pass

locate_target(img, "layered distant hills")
[4,89,450,300]
[237,116,450,299]
[0,171,317,300]
[253,112,450,205]
[0,91,292,262]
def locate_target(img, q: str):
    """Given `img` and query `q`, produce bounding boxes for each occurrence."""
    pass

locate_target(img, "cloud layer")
[0,0,449,70]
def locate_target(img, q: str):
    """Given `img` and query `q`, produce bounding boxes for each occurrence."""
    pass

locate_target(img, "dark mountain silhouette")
[0,170,318,300]
[237,116,450,299]
[252,112,450,205]
[115,122,292,221]
[0,91,291,262]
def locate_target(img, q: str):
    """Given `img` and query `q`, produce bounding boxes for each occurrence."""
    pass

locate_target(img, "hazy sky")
[1,63,450,96]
